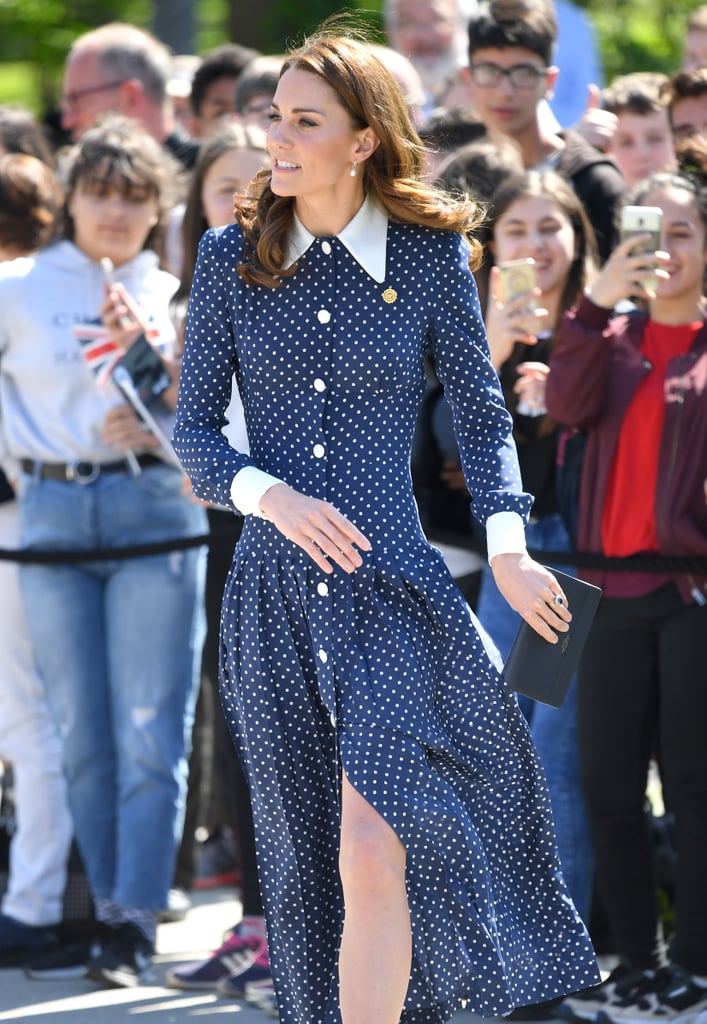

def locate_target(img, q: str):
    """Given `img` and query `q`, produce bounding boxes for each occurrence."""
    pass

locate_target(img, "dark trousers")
[577,582,707,975]
[176,509,263,917]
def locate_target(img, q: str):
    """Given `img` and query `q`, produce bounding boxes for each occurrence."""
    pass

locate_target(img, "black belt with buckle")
[20,454,162,483]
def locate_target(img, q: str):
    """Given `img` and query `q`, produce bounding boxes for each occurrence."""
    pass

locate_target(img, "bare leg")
[339,771,412,1024]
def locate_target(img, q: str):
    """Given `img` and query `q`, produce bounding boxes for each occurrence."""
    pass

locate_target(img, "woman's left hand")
[490,551,572,643]
[101,405,159,452]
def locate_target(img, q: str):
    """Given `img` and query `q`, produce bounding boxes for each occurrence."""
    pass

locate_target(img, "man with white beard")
[384,0,478,114]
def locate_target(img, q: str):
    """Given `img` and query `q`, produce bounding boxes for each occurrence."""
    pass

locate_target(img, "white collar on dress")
[284,194,388,283]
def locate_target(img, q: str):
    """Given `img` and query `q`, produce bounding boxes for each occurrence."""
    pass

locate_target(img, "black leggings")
[577,583,707,975]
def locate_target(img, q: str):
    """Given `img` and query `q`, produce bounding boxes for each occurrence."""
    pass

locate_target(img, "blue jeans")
[476,513,594,922]
[18,464,206,911]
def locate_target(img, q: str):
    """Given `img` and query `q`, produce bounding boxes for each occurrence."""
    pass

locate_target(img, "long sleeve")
[546,295,625,429]
[173,227,273,512]
[429,232,533,531]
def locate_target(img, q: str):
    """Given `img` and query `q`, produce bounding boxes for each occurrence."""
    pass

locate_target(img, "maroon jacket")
[546,295,707,604]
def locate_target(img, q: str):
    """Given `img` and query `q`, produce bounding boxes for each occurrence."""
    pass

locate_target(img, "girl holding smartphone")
[547,160,707,1024]
[474,170,599,929]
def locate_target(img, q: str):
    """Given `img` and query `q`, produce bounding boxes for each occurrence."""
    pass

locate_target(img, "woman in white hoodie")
[0,151,74,967]
[0,117,206,987]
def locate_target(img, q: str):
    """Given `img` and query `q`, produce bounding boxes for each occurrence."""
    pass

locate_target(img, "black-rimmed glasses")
[469,62,548,89]
[60,79,127,111]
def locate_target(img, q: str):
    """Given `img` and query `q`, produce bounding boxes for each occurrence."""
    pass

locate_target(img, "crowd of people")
[0,2,705,1023]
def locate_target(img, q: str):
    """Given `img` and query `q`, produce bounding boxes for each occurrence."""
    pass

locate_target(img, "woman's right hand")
[588,234,670,309]
[485,266,547,370]
[259,483,371,575]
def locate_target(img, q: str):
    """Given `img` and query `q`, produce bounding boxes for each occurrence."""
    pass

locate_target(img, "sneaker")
[24,930,105,980]
[165,923,265,991]
[158,887,191,924]
[559,963,655,1022]
[217,944,272,999]
[597,966,707,1024]
[0,913,60,967]
[86,922,156,988]
[246,977,279,1019]
[193,828,240,890]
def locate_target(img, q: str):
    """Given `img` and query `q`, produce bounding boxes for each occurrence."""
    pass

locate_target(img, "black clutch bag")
[503,567,602,708]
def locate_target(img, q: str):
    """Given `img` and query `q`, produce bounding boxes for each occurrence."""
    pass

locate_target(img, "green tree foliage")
[582,0,693,80]
[229,0,383,53]
[0,0,150,102]
[0,0,700,113]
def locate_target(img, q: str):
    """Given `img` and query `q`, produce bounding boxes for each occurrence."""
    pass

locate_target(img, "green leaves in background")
[0,0,696,115]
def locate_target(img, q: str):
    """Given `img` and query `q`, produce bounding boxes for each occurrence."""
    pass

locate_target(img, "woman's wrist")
[259,482,290,519]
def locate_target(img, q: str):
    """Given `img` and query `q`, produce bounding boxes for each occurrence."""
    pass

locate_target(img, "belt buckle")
[67,461,100,484]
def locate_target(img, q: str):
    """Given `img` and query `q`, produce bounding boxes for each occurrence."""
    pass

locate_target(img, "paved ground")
[0,887,490,1023]
[0,888,264,1022]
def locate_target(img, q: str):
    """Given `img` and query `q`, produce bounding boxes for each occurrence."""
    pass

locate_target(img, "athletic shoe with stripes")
[165,922,265,991]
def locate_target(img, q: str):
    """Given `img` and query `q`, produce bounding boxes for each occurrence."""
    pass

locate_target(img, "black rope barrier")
[0,520,705,573]
[0,532,211,564]
[424,528,707,574]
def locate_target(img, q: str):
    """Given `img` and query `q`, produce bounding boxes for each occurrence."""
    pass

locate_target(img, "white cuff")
[486,511,527,564]
[230,466,285,516]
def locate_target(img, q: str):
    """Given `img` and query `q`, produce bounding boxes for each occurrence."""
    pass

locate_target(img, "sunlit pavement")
[0,885,557,1023]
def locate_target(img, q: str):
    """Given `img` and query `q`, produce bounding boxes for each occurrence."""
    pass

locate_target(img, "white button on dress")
[313,444,325,458]
[321,241,332,255]
[313,378,326,392]
[317,582,329,597]
[317,310,331,324]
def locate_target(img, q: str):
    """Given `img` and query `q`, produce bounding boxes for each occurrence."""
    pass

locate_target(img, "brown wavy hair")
[235,28,484,288]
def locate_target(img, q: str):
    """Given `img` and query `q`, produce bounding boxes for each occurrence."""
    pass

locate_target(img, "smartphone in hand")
[497,257,537,311]
[620,205,663,292]
[620,205,662,253]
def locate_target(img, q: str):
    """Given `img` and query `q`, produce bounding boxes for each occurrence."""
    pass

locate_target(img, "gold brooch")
[382,288,397,304]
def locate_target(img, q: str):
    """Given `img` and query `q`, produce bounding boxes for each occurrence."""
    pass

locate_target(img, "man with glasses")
[61,22,199,169]
[464,0,625,262]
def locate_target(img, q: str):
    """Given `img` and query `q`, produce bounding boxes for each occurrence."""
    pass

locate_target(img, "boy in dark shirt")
[463,0,626,261]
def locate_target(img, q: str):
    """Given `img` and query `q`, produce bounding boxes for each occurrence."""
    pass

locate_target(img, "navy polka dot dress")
[173,203,599,1024]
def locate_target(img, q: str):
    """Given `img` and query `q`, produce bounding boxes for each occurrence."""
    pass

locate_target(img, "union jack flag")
[73,320,123,388]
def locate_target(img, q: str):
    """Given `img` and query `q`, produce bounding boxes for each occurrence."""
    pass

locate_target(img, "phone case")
[117,334,170,403]
[497,258,537,306]
[620,206,662,254]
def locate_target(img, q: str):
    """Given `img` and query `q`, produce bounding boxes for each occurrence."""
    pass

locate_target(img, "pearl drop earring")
[350,159,357,178]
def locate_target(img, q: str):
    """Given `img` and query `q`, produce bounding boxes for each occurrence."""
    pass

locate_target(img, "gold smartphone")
[497,257,537,309]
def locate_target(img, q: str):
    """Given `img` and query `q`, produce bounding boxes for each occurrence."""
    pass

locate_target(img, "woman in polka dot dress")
[173,27,599,1024]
